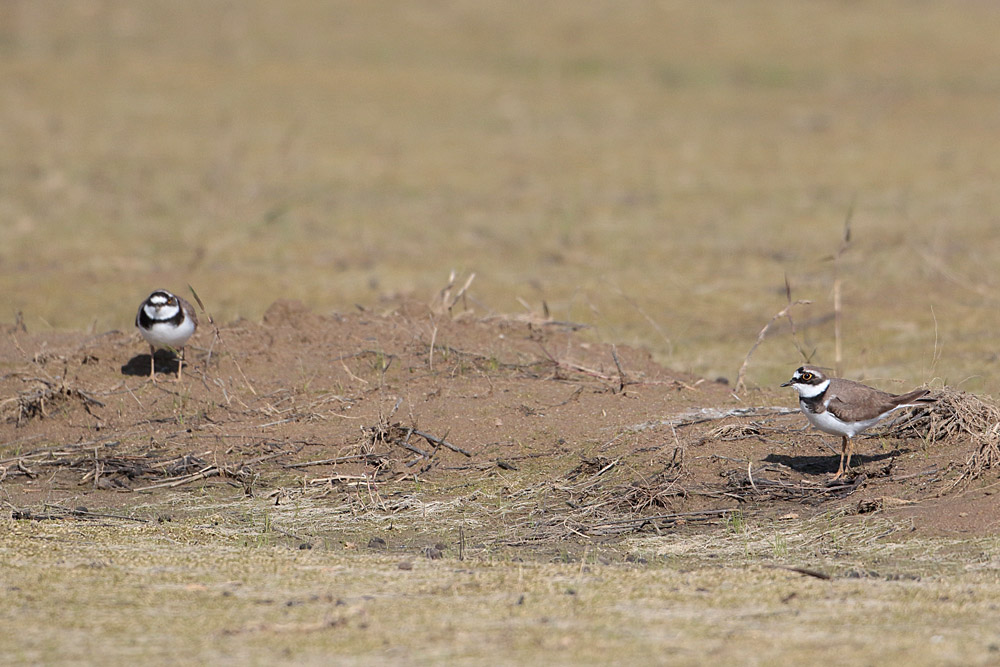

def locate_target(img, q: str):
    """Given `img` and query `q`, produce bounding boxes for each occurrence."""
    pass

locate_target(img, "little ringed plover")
[136,289,198,382]
[781,365,934,479]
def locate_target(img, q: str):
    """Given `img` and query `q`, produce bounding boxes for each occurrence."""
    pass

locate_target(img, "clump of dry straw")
[884,387,1000,489]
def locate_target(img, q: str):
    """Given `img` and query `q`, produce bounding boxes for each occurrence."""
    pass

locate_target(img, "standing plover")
[782,365,934,479]
[136,289,198,381]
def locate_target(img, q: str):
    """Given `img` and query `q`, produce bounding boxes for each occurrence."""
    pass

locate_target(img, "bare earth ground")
[5,299,1000,538]
[3,301,1000,663]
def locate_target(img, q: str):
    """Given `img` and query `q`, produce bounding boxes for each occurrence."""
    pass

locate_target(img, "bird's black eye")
[800,372,813,381]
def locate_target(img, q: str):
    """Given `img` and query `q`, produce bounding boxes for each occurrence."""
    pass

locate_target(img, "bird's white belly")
[140,318,196,349]
[801,401,886,438]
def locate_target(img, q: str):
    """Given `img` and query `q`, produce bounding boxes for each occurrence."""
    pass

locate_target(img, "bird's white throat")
[794,378,830,399]
[145,303,181,321]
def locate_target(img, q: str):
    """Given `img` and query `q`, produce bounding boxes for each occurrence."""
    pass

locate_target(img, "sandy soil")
[3,300,997,544]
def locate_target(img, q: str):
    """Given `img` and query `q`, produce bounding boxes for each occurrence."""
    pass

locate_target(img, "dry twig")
[832,204,853,377]
[735,300,812,393]
[189,284,257,396]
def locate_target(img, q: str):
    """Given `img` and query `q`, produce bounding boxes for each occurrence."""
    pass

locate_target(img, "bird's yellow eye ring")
[800,372,813,381]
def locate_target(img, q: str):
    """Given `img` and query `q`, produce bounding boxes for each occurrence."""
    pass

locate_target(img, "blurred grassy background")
[3,0,1000,391]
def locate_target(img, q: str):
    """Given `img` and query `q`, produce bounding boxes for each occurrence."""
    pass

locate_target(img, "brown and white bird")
[781,365,934,479]
[135,289,198,382]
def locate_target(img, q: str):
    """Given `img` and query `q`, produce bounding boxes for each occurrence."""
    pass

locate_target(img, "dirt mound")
[2,301,998,540]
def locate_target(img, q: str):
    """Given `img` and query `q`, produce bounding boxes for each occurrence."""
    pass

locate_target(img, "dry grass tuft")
[430,270,476,318]
[2,376,105,425]
[705,423,763,441]
[882,387,1000,488]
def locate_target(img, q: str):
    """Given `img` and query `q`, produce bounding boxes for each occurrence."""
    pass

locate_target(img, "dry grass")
[429,270,477,318]
[1,375,104,425]
[3,496,999,665]
[628,510,1000,580]
[882,387,1000,489]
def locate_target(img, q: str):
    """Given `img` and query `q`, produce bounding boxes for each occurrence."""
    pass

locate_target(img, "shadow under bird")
[135,289,198,382]
[781,365,935,479]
